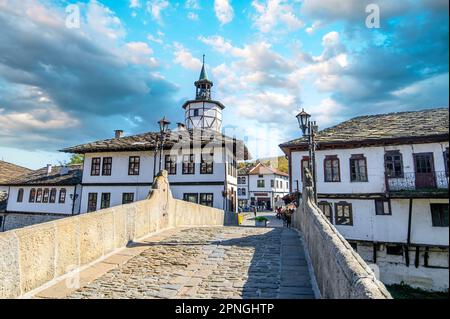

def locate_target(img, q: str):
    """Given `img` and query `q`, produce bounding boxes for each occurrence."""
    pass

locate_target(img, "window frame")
[350,154,368,182]
[122,193,135,205]
[375,199,392,216]
[165,155,177,175]
[17,188,24,203]
[49,188,57,203]
[257,180,265,188]
[42,188,50,203]
[128,156,140,176]
[200,193,214,207]
[200,151,214,174]
[59,188,66,204]
[430,204,449,227]
[182,154,195,175]
[318,201,333,224]
[101,193,111,209]
[36,188,43,203]
[90,157,101,176]
[29,188,36,203]
[385,151,404,178]
[335,202,353,226]
[102,157,112,176]
[324,155,341,182]
[183,193,199,204]
[87,193,97,213]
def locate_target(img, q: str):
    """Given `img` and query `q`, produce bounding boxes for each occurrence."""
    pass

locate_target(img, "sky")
[0,0,448,169]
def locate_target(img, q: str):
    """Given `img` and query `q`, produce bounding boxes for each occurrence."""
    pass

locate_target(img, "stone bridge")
[0,171,391,299]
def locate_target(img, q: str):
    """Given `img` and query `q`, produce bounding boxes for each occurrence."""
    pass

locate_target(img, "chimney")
[115,130,124,138]
[177,123,186,130]
[46,164,52,175]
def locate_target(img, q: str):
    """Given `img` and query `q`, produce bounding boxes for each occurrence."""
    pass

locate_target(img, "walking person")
[253,206,257,218]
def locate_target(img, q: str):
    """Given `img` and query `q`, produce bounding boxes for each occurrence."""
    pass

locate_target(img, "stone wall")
[1,213,66,232]
[292,172,392,299]
[0,171,225,299]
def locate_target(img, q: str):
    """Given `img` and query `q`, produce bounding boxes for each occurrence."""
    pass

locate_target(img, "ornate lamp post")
[296,109,319,204]
[157,117,171,173]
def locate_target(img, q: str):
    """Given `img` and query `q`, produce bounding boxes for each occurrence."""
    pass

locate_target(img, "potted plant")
[254,216,268,227]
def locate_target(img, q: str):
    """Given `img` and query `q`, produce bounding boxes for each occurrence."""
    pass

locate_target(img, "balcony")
[386,171,448,196]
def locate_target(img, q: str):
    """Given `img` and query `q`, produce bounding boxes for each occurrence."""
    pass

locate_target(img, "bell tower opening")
[183,55,224,132]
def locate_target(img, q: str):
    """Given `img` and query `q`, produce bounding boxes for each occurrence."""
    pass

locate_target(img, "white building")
[61,61,249,215]
[280,108,449,291]
[1,164,82,232]
[238,162,289,210]
[0,161,32,226]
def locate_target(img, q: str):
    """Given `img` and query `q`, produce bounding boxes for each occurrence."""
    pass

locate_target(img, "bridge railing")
[0,171,225,299]
[292,168,392,299]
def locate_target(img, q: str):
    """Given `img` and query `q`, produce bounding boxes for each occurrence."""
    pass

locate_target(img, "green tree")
[67,154,84,165]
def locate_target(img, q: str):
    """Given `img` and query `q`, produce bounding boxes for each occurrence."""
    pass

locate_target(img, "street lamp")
[296,108,318,204]
[157,117,171,173]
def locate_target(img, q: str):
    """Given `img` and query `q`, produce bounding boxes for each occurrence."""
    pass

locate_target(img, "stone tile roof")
[280,108,449,149]
[0,161,33,184]
[238,165,255,175]
[61,128,250,160]
[4,164,82,186]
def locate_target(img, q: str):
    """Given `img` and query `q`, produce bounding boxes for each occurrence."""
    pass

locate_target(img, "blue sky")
[0,0,448,169]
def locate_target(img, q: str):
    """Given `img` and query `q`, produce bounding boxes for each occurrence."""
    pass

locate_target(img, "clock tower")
[183,55,225,132]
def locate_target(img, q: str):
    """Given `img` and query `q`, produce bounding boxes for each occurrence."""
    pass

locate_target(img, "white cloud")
[173,43,202,71]
[0,105,80,132]
[146,0,169,23]
[147,33,164,44]
[85,1,125,42]
[185,0,201,10]
[214,0,234,25]
[306,20,322,34]
[187,12,199,21]
[251,0,304,33]
[129,0,141,8]
[124,42,158,67]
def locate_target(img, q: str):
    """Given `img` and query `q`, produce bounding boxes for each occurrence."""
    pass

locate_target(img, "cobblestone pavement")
[67,226,315,299]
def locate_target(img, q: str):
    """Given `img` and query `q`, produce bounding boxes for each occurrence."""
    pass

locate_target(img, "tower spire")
[199,54,208,81]
[195,54,213,100]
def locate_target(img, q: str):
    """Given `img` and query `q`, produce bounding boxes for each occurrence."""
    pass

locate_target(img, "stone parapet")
[292,169,392,299]
[0,171,224,298]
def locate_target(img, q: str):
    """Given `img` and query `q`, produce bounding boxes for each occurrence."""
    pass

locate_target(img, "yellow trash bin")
[237,213,244,225]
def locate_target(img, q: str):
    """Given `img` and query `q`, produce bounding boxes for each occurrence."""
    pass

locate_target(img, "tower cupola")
[194,55,213,100]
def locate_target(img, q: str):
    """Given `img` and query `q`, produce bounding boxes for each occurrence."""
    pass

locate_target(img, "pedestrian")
[253,206,257,218]
[286,209,292,228]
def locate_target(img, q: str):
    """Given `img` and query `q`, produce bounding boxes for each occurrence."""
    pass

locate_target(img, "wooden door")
[414,153,436,189]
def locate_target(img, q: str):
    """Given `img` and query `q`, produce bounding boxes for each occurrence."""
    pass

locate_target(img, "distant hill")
[238,156,289,174]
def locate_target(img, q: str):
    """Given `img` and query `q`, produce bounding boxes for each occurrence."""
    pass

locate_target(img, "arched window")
[59,188,66,204]
[36,189,43,203]
[42,188,50,203]
[29,188,36,203]
[49,188,57,203]
[17,189,24,203]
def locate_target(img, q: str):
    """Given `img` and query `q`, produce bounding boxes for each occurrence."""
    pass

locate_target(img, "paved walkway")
[240,211,284,228]
[37,224,315,299]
